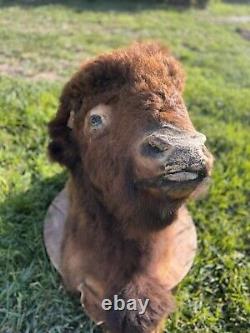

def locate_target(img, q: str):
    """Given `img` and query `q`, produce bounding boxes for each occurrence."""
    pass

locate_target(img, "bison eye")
[84,104,111,136]
[89,114,103,128]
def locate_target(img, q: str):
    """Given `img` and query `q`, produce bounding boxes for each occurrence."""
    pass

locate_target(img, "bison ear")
[48,72,84,170]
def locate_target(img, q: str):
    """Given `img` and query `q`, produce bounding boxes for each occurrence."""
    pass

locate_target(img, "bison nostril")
[147,135,171,153]
[149,144,164,154]
[140,142,164,158]
[141,134,171,159]
[141,135,171,158]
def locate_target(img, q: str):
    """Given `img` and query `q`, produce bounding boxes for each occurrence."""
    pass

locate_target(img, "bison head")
[48,43,213,233]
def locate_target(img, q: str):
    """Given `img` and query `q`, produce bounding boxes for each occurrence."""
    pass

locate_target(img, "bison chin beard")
[98,179,186,236]
[73,164,199,238]
[112,173,211,236]
[103,170,186,235]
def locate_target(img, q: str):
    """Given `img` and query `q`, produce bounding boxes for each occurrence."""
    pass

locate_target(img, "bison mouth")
[135,168,209,193]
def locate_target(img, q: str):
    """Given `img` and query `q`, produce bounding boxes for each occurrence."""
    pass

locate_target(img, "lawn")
[0,1,249,332]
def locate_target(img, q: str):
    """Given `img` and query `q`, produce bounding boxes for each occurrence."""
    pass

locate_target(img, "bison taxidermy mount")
[45,42,213,333]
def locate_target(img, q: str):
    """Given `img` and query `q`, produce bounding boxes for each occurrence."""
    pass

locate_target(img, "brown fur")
[48,42,213,333]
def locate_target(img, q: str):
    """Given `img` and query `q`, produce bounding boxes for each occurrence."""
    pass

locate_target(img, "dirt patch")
[215,16,250,23]
[31,72,59,81]
[0,63,61,81]
[0,63,24,76]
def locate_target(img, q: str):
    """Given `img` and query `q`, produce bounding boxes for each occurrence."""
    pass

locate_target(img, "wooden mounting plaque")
[44,188,197,291]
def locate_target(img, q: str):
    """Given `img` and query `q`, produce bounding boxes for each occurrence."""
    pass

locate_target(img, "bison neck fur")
[61,172,181,332]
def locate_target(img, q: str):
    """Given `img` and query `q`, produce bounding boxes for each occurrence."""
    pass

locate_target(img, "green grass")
[0,1,249,332]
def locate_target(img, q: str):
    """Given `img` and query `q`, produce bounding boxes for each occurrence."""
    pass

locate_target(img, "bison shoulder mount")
[46,42,213,333]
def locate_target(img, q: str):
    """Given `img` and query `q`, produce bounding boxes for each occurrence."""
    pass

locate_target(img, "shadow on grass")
[0,173,66,270]
[0,172,102,332]
[0,0,190,12]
